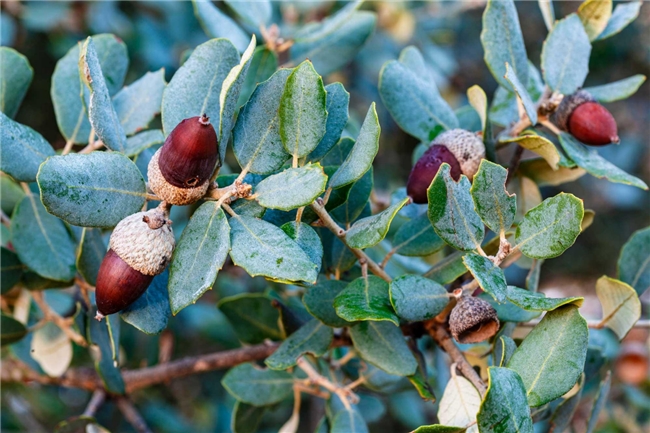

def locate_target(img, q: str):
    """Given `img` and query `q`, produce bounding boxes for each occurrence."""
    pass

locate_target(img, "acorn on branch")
[95,205,175,319]
[406,129,486,204]
[449,294,499,344]
[148,114,220,205]
[552,90,619,146]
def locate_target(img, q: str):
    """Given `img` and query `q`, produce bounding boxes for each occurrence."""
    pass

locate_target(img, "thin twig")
[61,138,75,156]
[380,248,397,269]
[296,357,358,410]
[82,389,106,417]
[31,291,88,347]
[0,209,11,227]
[115,397,152,433]
[540,119,562,135]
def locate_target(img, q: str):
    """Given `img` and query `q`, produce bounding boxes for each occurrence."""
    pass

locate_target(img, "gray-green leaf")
[37,153,147,228]
[255,164,327,211]
[595,1,641,41]
[428,164,485,251]
[392,212,446,257]
[463,253,507,303]
[265,319,333,370]
[541,14,591,94]
[0,112,55,182]
[505,285,583,311]
[0,47,33,118]
[470,160,516,234]
[218,294,282,344]
[303,280,351,328]
[389,275,449,322]
[113,69,166,136]
[503,62,537,124]
[515,193,584,259]
[124,129,164,157]
[583,75,646,103]
[618,226,650,296]
[222,363,293,406]
[477,367,533,433]
[308,82,350,162]
[346,197,409,249]
[76,228,105,286]
[191,0,250,52]
[334,276,399,325]
[120,270,171,335]
[349,321,417,376]
[168,202,230,315]
[507,305,588,406]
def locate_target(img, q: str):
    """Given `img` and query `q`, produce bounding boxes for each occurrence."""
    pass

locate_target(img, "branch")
[310,199,391,282]
[115,397,152,433]
[296,357,359,410]
[31,291,88,347]
[83,390,106,417]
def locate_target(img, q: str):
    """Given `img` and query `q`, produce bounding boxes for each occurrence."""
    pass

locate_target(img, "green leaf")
[120,270,171,335]
[334,276,398,325]
[389,275,448,322]
[578,0,612,40]
[233,69,292,174]
[219,36,256,162]
[1,314,27,346]
[169,202,230,315]
[222,363,294,406]
[428,164,485,251]
[595,1,641,40]
[503,62,537,124]
[477,367,533,433]
[1,174,25,217]
[191,0,249,52]
[379,53,457,142]
[290,6,376,77]
[328,103,380,189]
[481,0,528,92]
[11,194,76,281]
[76,228,105,286]
[480,294,541,323]
[279,60,327,159]
[124,129,164,157]
[255,164,327,211]
[308,83,350,161]
[229,215,318,284]
[161,38,240,138]
[470,160,516,234]
[0,112,55,182]
[0,47,33,118]
[595,276,641,340]
[349,321,417,376]
[330,167,373,225]
[463,253,507,303]
[541,14,591,94]
[505,285,582,312]
[413,426,466,433]
[237,46,278,107]
[231,401,267,433]
[303,280,352,328]
[583,75,646,103]
[52,34,127,145]
[88,312,124,394]
[224,0,271,27]
[218,294,282,344]
[423,251,468,285]
[79,37,128,152]
[467,85,488,135]
[493,336,517,367]
[586,371,611,433]
[559,133,647,189]
[37,152,147,228]
[437,367,480,433]
[346,197,408,249]
[1,248,24,294]
[515,193,584,259]
[538,0,555,31]
[113,69,166,136]
[331,407,369,433]
[507,305,588,406]
[281,222,322,270]
[392,212,445,257]
[549,375,584,433]
[489,62,545,127]
[618,226,650,296]
[265,319,333,370]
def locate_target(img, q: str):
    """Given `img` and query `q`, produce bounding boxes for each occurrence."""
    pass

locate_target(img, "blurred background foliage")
[1,1,648,432]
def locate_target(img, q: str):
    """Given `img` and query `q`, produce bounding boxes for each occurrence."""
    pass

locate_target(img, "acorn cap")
[148,148,210,205]
[109,207,175,276]
[552,90,595,132]
[449,295,499,344]
[433,129,486,180]
[407,144,462,204]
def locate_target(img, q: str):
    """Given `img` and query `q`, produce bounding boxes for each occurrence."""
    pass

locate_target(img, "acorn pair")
[95,116,220,318]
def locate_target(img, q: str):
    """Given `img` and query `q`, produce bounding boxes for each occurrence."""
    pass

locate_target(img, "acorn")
[407,129,485,204]
[552,90,619,146]
[95,206,175,319]
[449,294,499,344]
[148,114,220,205]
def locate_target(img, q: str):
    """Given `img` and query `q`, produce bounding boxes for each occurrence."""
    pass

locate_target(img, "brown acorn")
[552,90,619,146]
[95,206,175,319]
[449,295,499,344]
[406,129,486,204]
[148,115,220,205]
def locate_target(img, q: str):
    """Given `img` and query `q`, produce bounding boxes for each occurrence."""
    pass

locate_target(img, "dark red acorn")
[159,114,220,188]
[407,145,461,204]
[95,249,153,316]
[553,90,619,146]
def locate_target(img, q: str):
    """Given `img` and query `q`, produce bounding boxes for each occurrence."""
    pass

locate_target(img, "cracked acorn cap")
[95,206,175,319]
[449,294,499,344]
[148,115,220,205]
[406,129,486,204]
[552,90,619,146]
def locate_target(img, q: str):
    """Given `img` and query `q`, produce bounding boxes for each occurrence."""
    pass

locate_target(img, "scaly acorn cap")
[552,90,595,132]
[432,129,486,180]
[148,148,210,205]
[449,295,499,344]
[109,206,175,276]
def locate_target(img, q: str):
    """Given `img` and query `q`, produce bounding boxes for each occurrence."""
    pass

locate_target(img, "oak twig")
[116,397,152,433]
[296,357,359,410]
[31,291,88,347]
[83,390,106,417]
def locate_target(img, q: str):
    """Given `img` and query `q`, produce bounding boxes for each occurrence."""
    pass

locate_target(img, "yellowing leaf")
[595,276,641,339]
[437,366,480,433]
[578,0,613,40]
[31,323,73,377]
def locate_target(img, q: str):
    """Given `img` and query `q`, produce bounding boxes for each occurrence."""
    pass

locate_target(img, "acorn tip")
[95,311,105,321]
